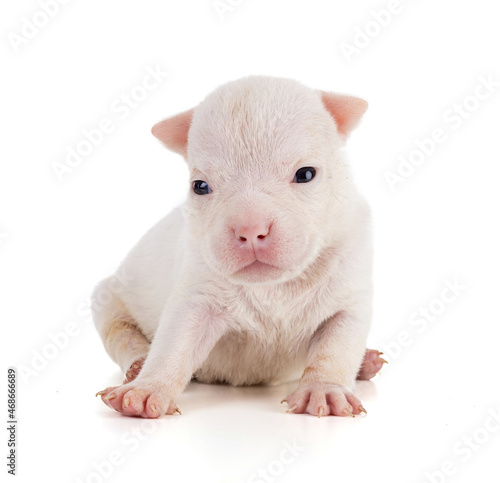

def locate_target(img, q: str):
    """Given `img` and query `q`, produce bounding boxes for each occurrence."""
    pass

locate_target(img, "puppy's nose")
[235,223,270,244]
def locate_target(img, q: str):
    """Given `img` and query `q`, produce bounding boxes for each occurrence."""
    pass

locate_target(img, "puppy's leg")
[92,278,150,383]
[97,297,230,418]
[284,311,369,417]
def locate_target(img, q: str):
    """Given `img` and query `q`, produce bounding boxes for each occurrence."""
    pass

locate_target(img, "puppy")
[94,75,385,418]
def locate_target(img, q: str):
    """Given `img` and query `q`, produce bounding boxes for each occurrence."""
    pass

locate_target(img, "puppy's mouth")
[241,260,275,271]
[232,259,284,283]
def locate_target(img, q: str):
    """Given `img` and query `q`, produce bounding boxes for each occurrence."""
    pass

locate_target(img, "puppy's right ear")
[151,108,194,158]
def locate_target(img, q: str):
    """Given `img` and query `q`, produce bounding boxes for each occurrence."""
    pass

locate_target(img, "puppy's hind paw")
[357,349,387,380]
[123,357,146,383]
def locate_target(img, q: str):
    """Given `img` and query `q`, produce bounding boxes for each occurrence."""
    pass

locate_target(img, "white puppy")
[94,76,385,418]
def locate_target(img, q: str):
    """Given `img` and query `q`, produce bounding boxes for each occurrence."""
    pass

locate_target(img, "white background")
[2,1,500,482]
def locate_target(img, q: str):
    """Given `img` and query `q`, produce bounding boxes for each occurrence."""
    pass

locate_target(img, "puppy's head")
[152,76,367,285]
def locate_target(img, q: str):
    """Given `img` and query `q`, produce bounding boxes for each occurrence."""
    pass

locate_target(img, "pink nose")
[235,223,270,244]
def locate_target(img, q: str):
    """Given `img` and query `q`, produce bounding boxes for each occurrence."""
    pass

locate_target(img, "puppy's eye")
[192,180,212,195]
[293,167,316,183]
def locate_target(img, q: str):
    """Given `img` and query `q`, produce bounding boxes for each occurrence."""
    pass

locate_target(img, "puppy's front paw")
[96,382,180,418]
[283,382,365,418]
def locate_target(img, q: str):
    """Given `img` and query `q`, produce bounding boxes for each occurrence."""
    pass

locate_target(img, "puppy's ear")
[320,92,368,140]
[151,108,194,158]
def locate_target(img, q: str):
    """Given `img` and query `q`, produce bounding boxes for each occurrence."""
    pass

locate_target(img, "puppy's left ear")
[320,92,368,140]
[151,108,195,158]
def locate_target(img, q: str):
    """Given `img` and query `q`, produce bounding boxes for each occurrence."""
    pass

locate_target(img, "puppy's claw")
[318,407,324,418]
[286,404,298,414]
[280,399,288,406]
[343,409,355,418]
[103,394,116,401]
[359,405,367,414]
[380,358,389,365]
[377,351,384,355]
[174,407,182,415]
[95,391,105,397]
